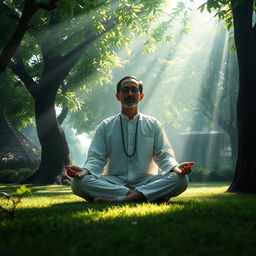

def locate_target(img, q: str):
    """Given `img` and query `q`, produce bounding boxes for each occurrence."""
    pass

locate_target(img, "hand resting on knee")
[65,166,90,178]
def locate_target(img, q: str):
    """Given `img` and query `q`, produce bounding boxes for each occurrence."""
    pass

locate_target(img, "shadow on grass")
[13,192,256,222]
[189,182,230,188]
[0,184,73,198]
[1,189,256,256]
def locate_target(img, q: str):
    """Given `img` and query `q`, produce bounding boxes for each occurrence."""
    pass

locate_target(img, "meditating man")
[66,76,194,203]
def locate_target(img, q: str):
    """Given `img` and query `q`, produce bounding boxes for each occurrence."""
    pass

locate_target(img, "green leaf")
[198,3,206,13]
[16,185,31,195]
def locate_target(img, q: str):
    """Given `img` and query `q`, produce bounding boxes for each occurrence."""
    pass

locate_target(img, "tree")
[1,0,188,184]
[227,0,256,192]
[205,0,256,192]
[0,0,58,73]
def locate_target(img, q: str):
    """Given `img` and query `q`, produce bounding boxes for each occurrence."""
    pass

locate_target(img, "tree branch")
[57,107,69,125]
[197,107,212,121]
[41,20,118,91]
[198,95,230,132]
[0,0,36,73]
[0,0,58,73]
[39,9,62,65]
[8,56,38,97]
[34,0,58,11]
[57,83,69,125]
[0,2,20,21]
[62,19,118,66]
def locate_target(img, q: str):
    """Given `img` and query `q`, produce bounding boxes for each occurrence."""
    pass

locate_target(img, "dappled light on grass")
[72,183,230,222]
[72,202,185,223]
[179,182,229,199]
[17,195,80,209]
[0,182,228,214]
[1,183,256,256]
[0,185,80,209]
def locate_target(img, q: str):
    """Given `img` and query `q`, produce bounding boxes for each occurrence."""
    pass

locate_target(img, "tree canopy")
[0,0,190,128]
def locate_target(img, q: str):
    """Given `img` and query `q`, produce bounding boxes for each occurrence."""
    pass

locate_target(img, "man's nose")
[127,89,133,95]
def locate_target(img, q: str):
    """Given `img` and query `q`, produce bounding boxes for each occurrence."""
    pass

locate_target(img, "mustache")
[123,96,137,108]
[124,96,135,102]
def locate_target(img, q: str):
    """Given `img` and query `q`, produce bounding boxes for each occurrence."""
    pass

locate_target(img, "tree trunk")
[13,7,118,184]
[228,0,256,192]
[20,91,71,185]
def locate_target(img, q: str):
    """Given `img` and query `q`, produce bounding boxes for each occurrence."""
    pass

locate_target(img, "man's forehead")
[120,78,139,87]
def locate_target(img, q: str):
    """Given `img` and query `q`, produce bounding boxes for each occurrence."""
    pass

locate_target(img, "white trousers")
[71,172,189,202]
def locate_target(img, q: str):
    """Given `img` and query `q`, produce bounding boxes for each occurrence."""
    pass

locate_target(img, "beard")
[122,96,137,108]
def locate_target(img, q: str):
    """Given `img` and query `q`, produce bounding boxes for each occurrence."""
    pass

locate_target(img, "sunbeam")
[65,1,232,169]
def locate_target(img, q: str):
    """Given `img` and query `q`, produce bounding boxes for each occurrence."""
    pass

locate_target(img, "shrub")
[0,185,32,218]
[0,168,35,184]
[189,167,234,182]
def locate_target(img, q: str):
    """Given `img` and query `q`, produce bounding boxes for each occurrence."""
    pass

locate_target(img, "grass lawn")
[1,182,256,256]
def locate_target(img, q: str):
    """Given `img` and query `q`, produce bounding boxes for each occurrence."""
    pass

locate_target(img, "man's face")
[116,78,144,108]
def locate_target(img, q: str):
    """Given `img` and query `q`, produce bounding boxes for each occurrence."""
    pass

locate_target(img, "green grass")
[1,182,256,256]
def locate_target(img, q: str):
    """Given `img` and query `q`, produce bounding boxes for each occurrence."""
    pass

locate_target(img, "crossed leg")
[70,168,187,203]
[93,189,147,203]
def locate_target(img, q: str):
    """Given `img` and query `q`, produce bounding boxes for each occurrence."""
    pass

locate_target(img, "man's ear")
[116,93,120,101]
[140,93,144,101]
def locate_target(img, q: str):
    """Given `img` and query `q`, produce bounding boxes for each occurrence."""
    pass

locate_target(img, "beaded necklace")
[119,114,139,157]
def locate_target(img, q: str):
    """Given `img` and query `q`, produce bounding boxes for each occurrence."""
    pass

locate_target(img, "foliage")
[67,83,118,133]
[199,0,233,29]
[67,4,211,133]
[0,0,192,131]
[0,71,34,128]
[0,168,35,184]
[199,0,256,30]
[143,1,191,54]
[189,166,233,182]
[0,185,31,218]
[0,183,256,255]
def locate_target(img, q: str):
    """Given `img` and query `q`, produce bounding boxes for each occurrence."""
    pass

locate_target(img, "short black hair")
[116,76,143,93]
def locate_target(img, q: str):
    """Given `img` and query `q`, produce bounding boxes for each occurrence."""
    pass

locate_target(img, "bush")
[0,168,35,184]
[0,167,234,184]
[189,167,234,182]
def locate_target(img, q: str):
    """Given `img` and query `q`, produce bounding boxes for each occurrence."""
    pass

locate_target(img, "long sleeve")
[82,113,179,182]
[83,122,107,177]
[153,121,179,175]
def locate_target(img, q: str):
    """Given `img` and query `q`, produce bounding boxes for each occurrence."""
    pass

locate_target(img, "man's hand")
[65,166,89,178]
[172,162,195,176]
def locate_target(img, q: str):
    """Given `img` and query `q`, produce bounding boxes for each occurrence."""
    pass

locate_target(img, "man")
[66,76,194,203]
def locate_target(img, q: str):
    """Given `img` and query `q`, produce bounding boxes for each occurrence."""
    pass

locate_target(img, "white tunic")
[83,112,179,186]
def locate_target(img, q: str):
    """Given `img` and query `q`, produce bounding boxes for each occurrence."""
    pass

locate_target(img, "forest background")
[0,0,255,192]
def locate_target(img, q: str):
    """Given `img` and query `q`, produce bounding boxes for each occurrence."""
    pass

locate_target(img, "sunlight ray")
[67,1,230,168]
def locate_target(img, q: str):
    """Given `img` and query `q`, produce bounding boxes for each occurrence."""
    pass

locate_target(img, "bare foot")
[65,166,89,178]
[93,197,118,203]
